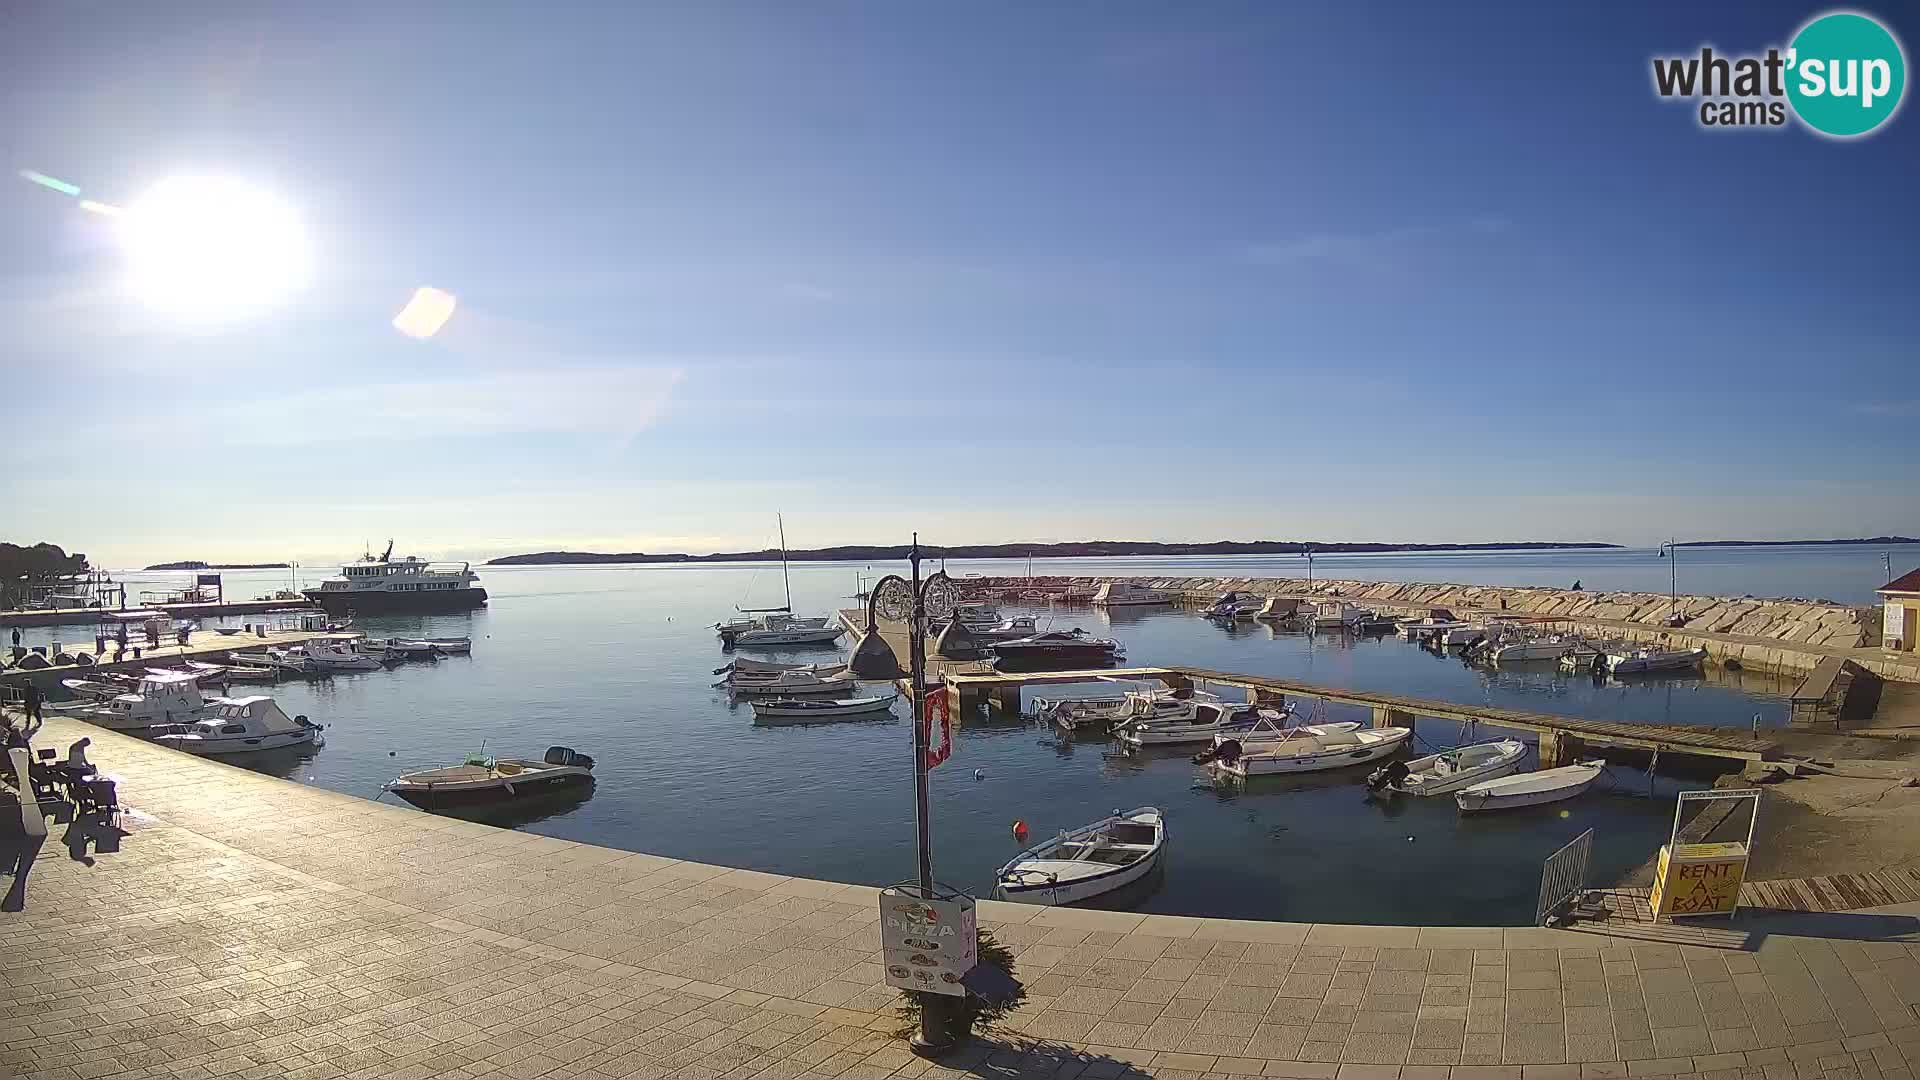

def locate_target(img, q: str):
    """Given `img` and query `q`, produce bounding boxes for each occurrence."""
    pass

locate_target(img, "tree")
[0,542,90,608]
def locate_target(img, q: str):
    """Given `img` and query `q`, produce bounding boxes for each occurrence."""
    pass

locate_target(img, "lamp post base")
[909,1016,959,1059]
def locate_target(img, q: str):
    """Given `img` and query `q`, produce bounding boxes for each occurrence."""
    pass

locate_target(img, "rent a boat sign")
[880,889,976,997]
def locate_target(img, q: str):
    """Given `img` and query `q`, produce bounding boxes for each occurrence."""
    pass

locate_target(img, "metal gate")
[1536,828,1594,925]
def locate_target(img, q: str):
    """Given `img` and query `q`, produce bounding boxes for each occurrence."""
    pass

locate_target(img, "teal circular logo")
[1787,12,1907,137]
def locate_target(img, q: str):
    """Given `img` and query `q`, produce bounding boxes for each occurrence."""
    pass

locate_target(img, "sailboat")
[719,515,846,648]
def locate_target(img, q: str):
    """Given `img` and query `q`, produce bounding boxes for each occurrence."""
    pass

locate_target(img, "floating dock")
[0,626,331,692]
[839,609,1780,765]
[0,597,316,629]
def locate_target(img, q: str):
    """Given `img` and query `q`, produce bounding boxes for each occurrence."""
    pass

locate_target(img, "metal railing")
[1536,828,1594,925]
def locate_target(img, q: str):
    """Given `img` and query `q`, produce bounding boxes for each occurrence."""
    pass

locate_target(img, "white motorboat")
[716,613,831,635]
[153,697,323,755]
[722,669,864,696]
[1486,636,1581,663]
[970,616,1039,642]
[1603,647,1708,674]
[722,657,848,677]
[951,601,1004,627]
[990,629,1123,669]
[1455,759,1606,812]
[424,636,472,654]
[726,615,844,647]
[1208,726,1411,777]
[385,746,596,807]
[1367,738,1527,796]
[58,677,129,701]
[1312,601,1368,629]
[751,695,898,724]
[1203,592,1266,619]
[49,670,209,731]
[1041,687,1218,730]
[994,807,1164,906]
[304,542,487,614]
[143,662,229,687]
[1205,715,1355,750]
[1092,582,1172,607]
[718,515,842,648]
[303,640,385,672]
[1114,699,1259,746]
[361,638,440,659]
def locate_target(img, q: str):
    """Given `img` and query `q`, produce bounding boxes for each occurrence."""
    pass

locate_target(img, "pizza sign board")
[879,889,975,997]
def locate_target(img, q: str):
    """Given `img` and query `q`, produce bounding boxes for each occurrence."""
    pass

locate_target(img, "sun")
[117,174,310,320]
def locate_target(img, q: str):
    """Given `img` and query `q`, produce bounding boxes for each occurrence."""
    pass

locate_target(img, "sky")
[1,1,1915,569]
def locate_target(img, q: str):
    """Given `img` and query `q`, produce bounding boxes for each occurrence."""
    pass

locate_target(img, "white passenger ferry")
[303,543,488,614]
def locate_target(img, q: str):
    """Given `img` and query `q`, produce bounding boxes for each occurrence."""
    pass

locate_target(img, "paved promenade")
[7,715,1920,1080]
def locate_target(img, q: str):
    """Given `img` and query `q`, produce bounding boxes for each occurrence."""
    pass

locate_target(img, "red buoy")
[1011,820,1029,840]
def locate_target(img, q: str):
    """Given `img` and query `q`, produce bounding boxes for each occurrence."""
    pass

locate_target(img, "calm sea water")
[26,547,1893,926]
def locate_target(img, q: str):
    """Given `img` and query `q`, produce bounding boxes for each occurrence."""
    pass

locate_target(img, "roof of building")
[1881,568,1920,595]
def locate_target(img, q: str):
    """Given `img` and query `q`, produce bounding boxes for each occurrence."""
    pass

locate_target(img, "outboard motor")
[544,746,595,769]
[1366,760,1411,793]
[1214,739,1243,765]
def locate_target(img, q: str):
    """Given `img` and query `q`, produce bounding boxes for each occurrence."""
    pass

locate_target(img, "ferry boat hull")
[303,586,488,614]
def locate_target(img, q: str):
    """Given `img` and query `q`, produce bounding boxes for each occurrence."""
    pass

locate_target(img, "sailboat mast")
[778,513,793,612]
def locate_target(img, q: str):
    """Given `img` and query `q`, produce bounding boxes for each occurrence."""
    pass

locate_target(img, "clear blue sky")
[2,1,1914,567]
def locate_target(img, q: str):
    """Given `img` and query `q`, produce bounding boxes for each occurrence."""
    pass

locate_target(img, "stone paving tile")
[7,712,1920,1080]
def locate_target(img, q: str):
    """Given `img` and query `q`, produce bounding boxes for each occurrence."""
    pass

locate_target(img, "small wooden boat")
[1455,760,1605,812]
[751,695,899,724]
[722,669,863,696]
[385,746,596,807]
[995,807,1164,906]
[224,665,280,683]
[1368,738,1527,796]
[153,697,323,756]
[1208,726,1411,777]
[424,636,472,653]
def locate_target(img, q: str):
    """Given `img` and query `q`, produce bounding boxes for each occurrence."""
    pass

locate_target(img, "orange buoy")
[1011,820,1029,840]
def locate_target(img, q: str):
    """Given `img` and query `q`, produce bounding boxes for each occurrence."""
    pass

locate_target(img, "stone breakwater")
[963,575,1914,679]
[1119,576,1877,649]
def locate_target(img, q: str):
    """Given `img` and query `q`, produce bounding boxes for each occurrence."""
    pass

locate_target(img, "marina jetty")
[959,574,1920,684]
[7,711,1920,1078]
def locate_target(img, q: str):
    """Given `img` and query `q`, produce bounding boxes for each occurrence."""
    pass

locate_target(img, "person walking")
[22,682,44,724]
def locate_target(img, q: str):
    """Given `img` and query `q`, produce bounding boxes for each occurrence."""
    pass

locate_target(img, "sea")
[17,543,1919,926]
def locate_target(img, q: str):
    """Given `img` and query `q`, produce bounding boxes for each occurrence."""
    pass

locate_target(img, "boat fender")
[1011,820,1028,840]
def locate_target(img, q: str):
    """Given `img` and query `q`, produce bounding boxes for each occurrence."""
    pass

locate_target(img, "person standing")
[22,682,44,724]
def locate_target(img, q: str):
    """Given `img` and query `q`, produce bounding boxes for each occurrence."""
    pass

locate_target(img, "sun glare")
[117,174,310,320]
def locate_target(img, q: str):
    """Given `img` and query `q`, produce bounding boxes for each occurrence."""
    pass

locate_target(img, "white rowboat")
[995,807,1164,906]
[1455,760,1606,812]
[751,695,899,723]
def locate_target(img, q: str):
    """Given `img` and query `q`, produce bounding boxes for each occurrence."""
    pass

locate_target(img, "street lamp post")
[869,536,958,1055]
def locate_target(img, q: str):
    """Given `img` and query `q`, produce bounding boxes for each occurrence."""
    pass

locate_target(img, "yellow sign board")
[1648,842,1747,917]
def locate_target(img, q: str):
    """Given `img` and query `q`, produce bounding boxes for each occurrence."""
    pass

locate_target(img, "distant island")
[1673,536,1919,548]
[489,540,1620,566]
[144,560,293,570]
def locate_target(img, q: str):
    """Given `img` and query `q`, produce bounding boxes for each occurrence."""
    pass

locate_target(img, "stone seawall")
[1115,576,1877,649]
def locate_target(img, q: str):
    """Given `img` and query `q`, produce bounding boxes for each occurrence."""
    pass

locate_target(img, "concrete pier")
[5,713,1920,1078]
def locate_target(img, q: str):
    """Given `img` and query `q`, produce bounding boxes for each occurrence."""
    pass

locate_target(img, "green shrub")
[894,928,1026,1041]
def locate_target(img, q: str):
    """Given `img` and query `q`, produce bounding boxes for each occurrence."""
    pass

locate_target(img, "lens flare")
[117,174,310,320]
